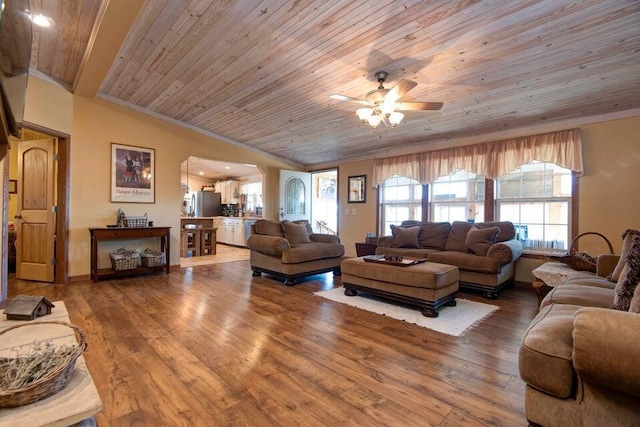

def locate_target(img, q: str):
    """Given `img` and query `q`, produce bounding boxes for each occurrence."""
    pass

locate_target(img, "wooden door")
[279,170,311,222]
[16,138,56,282]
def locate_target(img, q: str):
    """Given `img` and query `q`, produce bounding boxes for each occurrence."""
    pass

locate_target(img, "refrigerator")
[191,191,223,217]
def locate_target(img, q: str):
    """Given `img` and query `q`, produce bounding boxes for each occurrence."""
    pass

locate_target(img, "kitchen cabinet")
[216,180,240,204]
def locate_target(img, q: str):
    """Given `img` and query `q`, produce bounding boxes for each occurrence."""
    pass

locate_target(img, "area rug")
[314,287,499,336]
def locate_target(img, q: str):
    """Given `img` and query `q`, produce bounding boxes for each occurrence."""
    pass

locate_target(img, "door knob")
[14,215,22,219]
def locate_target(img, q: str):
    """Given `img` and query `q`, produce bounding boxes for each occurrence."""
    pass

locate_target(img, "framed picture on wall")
[110,143,155,203]
[8,179,17,194]
[348,175,366,203]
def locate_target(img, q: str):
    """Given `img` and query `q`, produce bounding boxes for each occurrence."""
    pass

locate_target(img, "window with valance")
[372,128,582,187]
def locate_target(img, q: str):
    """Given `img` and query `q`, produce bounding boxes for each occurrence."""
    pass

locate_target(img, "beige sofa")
[376,220,523,298]
[519,230,640,426]
[247,219,345,285]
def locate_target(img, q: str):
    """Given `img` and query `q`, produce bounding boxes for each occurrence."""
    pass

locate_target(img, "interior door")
[16,138,56,282]
[279,169,311,222]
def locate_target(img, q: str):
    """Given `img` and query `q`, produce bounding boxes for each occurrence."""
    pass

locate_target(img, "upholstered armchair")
[246,219,345,285]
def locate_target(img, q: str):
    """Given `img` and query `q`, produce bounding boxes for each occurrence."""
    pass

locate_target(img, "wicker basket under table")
[140,250,165,267]
[110,249,140,271]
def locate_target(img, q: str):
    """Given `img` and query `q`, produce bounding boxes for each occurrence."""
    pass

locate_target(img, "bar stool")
[200,228,217,255]
[180,226,201,257]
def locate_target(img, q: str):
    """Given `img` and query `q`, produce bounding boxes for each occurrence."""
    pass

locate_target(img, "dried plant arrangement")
[0,321,86,408]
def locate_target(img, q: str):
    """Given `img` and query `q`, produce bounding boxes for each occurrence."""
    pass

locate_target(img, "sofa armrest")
[596,254,620,278]
[486,239,523,265]
[246,234,290,257]
[377,235,395,248]
[573,308,640,396]
[310,233,340,244]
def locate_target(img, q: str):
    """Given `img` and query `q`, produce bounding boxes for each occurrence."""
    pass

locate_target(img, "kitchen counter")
[180,217,260,247]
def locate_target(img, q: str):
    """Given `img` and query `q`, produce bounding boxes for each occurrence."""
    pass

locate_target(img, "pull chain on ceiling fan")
[329,71,443,128]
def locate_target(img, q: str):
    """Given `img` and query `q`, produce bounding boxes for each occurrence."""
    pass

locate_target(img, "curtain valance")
[371,128,583,187]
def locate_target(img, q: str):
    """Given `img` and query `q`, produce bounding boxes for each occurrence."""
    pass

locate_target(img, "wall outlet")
[344,208,350,215]
[351,208,357,215]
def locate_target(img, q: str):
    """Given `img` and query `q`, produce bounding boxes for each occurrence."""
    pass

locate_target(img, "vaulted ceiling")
[28,0,640,168]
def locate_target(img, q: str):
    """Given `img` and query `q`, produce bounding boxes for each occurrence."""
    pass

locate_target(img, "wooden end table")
[531,261,576,306]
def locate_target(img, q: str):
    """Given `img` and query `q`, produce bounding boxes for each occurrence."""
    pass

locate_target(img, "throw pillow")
[283,221,312,244]
[465,226,500,256]
[609,229,640,281]
[391,225,421,248]
[292,219,314,236]
[444,221,474,252]
[611,235,640,311]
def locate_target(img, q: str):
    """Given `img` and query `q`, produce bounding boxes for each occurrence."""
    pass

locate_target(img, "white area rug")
[314,287,499,336]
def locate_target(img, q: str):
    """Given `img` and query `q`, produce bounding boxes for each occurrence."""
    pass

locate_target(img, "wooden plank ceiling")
[29,0,640,168]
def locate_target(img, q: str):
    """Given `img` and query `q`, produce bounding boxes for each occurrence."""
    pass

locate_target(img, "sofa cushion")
[609,229,640,281]
[444,221,474,252]
[540,283,616,310]
[427,251,501,274]
[562,271,616,289]
[283,221,312,244]
[519,303,582,399]
[391,225,421,248]
[401,220,451,250]
[465,226,499,256]
[281,242,344,264]
[254,219,284,237]
[477,221,516,242]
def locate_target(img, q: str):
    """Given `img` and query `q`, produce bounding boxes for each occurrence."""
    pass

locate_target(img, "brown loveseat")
[376,220,523,298]
[519,230,640,426]
[247,219,345,285]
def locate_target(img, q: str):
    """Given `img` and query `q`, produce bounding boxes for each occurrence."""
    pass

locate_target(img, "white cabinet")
[217,217,245,246]
[212,217,224,243]
[216,180,240,204]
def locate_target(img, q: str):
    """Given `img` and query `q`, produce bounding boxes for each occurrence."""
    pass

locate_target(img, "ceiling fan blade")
[385,79,418,102]
[329,94,369,105]
[395,101,444,111]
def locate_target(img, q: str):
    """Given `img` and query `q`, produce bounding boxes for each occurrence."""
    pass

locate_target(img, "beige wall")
[22,76,293,278]
[337,159,377,258]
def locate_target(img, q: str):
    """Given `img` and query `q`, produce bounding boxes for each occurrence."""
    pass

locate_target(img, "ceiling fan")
[329,71,443,127]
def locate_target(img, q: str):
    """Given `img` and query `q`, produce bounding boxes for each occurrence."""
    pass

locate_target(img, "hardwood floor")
[7,262,538,426]
[179,244,250,268]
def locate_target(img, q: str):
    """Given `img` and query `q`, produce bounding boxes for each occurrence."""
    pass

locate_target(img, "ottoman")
[341,257,459,317]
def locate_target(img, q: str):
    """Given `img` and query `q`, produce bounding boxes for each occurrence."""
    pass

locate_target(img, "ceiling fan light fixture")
[389,111,404,127]
[367,115,381,127]
[356,108,373,122]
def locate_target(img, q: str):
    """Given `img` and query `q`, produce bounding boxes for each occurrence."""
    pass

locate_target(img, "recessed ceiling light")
[198,171,204,175]
[29,13,55,27]
[225,166,231,170]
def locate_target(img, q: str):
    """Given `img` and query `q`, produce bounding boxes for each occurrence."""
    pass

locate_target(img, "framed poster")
[348,175,366,203]
[8,179,17,194]
[110,143,155,203]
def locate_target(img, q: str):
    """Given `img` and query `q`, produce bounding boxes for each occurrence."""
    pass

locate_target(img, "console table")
[89,227,171,282]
